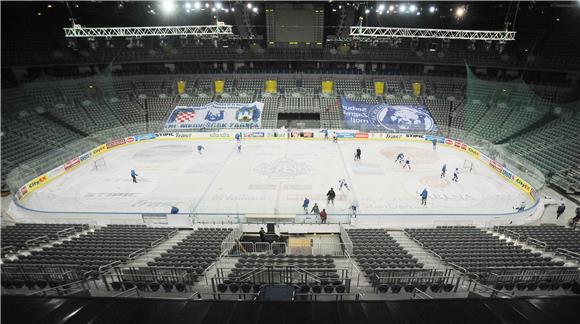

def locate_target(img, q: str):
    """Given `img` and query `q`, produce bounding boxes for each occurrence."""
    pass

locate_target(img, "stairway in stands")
[127,230,193,267]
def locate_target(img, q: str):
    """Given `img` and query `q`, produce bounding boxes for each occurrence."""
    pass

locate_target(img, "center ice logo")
[205,110,225,122]
[370,104,435,131]
[252,158,312,179]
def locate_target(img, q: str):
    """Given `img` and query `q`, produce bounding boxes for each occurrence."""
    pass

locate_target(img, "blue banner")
[341,97,438,132]
[165,102,264,129]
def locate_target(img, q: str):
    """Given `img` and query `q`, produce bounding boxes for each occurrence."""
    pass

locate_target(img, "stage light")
[47,4,52,8]
[231,7,235,12]
[400,4,407,12]
[389,5,394,11]
[416,12,420,16]
[365,9,370,14]
[252,6,258,13]
[194,1,201,9]
[409,4,417,12]
[247,3,252,9]
[205,3,209,8]
[215,2,222,9]
[429,6,436,13]
[378,4,385,11]
[185,2,191,9]
[455,6,465,18]
[160,0,176,14]
[211,7,216,12]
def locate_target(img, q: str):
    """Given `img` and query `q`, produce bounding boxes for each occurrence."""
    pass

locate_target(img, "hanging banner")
[265,80,277,93]
[165,102,264,129]
[341,97,437,132]
[374,81,385,96]
[214,80,225,93]
[412,82,422,96]
[321,81,334,94]
[177,81,186,94]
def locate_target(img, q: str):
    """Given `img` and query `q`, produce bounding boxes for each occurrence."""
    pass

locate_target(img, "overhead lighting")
[247,3,252,9]
[231,7,235,12]
[205,3,209,8]
[194,1,201,9]
[416,11,420,16]
[399,4,407,12]
[185,2,191,9]
[409,4,417,12]
[455,6,466,18]
[429,6,436,13]
[160,0,176,14]
[378,4,385,11]
[211,7,216,12]
[37,12,42,16]
[252,6,258,13]
[365,9,370,14]
[47,4,52,8]
[215,2,222,9]
[389,5,394,11]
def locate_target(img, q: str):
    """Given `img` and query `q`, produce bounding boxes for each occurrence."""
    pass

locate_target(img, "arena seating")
[347,229,423,275]
[3,225,177,272]
[221,254,348,295]
[1,223,88,254]
[405,227,568,274]
[496,224,580,254]
[147,228,232,278]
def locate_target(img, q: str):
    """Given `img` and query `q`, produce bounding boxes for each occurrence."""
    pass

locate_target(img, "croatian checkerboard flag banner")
[165,102,264,129]
[341,97,438,132]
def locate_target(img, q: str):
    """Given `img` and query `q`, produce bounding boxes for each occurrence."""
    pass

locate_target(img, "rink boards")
[9,129,542,228]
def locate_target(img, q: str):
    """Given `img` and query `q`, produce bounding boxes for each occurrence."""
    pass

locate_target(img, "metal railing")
[555,248,580,262]
[339,224,354,255]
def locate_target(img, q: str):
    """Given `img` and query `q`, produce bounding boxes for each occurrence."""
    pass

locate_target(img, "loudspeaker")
[267,223,275,233]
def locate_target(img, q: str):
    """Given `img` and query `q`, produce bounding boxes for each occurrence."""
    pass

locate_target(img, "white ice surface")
[21,139,533,215]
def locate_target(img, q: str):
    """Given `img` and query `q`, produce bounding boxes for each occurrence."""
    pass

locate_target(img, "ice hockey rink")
[17,138,534,219]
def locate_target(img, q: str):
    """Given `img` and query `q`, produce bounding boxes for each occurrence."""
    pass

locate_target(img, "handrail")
[526,237,548,250]
[24,235,50,248]
[128,248,146,260]
[27,280,87,297]
[98,260,121,273]
[150,237,164,248]
[411,287,433,299]
[56,227,77,239]
[167,228,178,238]
[555,248,580,261]
[469,281,514,298]
[112,286,140,298]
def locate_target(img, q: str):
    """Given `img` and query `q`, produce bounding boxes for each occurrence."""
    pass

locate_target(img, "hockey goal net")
[93,157,106,171]
[462,159,474,173]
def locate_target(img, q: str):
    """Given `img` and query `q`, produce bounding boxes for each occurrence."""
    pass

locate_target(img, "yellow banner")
[177,80,186,94]
[412,82,422,96]
[265,80,277,93]
[374,81,384,95]
[322,81,334,94]
[214,80,225,93]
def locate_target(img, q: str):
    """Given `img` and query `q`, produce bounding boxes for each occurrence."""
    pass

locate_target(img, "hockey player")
[395,153,405,164]
[130,169,138,183]
[441,164,447,178]
[354,147,362,161]
[197,145,204,155]
[452,168,459,182]
[432,138,437,150]
[403,159,411,170]
[235,132,241,143]
[311,203,320,216]
[237,143,242,153]
[323,129,329,139]
[338,178,350,191]
[333,134,338,143]
[420,188,428,206]
[326,188,336,205]
[302,197,310,214]
[514,201,526,212]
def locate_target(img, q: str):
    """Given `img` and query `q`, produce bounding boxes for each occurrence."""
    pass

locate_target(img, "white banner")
[165,102,264,129]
